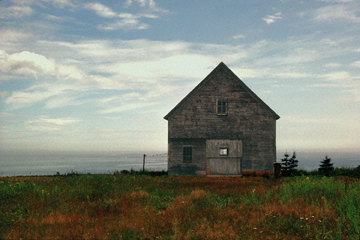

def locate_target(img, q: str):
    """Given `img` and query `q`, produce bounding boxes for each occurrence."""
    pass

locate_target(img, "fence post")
[143,154,146,172]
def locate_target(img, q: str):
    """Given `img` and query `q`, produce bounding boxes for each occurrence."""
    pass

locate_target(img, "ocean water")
[0,150,359,177]
[0,151,168,177]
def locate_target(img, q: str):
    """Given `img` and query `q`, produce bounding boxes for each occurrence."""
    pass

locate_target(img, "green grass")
[0,174,359,239]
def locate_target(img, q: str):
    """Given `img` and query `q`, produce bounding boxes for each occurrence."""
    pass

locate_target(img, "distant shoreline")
[1,150,359,177]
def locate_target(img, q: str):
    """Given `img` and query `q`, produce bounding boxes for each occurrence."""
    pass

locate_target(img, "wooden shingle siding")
[168,139,206,175]
[165,62,279,176]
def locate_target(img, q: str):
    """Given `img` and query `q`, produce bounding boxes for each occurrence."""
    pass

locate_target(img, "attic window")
[217,98,227,115]
[219,148,229,156]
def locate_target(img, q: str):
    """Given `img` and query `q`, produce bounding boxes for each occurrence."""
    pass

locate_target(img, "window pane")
[218,106,222,113]
[222,99,227,113]
[220,148,228,156]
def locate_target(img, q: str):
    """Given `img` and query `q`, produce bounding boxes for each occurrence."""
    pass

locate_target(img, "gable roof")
[164,62,280,120]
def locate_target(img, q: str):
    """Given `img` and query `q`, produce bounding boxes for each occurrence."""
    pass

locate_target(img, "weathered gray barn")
[164,62,280,176]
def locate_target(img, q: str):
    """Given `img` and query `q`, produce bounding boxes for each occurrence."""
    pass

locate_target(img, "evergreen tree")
[319,155,334,176]
[281,152,298,177]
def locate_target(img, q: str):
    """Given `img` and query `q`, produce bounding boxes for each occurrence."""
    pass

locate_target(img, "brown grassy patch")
[189,189,208,199]
[27,213,80,225]
[130,190,150,199]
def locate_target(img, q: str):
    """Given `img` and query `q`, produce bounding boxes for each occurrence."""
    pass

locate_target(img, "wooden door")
[206,139,242,175]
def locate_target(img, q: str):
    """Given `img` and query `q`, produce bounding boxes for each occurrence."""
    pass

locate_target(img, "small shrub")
[352,165,360,178]
[120,170,130,175]
[66,170,79,176]
[319,155,334,177]
[262,172,270,179]
[281,152,298,177]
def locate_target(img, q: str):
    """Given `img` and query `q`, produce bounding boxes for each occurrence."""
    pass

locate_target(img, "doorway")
[206,139,242,175]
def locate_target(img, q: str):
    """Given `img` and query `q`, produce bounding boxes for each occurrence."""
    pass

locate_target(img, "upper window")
[217,98,227,115]
[183,146,192,163]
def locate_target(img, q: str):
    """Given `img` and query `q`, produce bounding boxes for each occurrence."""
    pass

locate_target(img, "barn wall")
[167,67,276,175]
[168,139,206,175]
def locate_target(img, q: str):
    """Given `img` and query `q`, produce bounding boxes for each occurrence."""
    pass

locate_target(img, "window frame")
[216,98,228,115]
[183,146,193,163]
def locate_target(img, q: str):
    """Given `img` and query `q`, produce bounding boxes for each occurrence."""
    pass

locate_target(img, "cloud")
[4,79,97,109]
[0,29,32,43]
[0,5,33,19]
[36,39,217,81]
[29,116,80,126]
[324,62,342,68]
[0,91,7,98]
[245,35,354,68]
[263,12,282,24]
[4,74,123,110]
[25,116,80,132]
[62,39,191,60]
[312,5,360,22]
[351,61,360,68]
[100,102,156,114]
[0,50,91,81]
[2,51,56,75]
[99,54,215,80]
[44,14,69,22]
[3,33,359,114]
[0,29,35,53]
[33,36,355,93]
[233,34,245,39]
[5,85,64,109]
[84,3,117,18]
[84,2,159,30]
[12,0,75,8]
[99,93,142,104]
[99,18,149,30]
[313,71,360,102]
[43,93,88,109]
[319,0,355,2]
[6,91,54,109]
[321,71,355,82]
[125,0,156,8]
[48,0,75,8]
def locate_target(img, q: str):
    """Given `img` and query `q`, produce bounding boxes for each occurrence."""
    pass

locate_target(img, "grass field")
[1,173,359,239]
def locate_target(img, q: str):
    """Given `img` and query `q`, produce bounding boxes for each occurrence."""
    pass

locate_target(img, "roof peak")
[164,62,280,120]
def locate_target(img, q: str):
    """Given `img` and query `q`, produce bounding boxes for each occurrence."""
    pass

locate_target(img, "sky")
[0,0,359,154]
